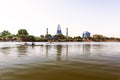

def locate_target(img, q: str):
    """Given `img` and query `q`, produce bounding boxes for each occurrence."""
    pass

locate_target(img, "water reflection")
[0,43,106,61]
[56,45,62,61]
[0,42,120,80]
[0,47,12,55]
[92,44,104,49]
[82,44,91,56]
[66,45,68,61]
[45,45,51,59]
[17,46,28,57]
[45,44,69,61]
[45,45,48,59]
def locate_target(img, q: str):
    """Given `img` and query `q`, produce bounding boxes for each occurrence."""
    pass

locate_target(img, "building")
[93,34,103,38]
[57,24,62,34]
[92,34,104,42]
[82,31,91,38]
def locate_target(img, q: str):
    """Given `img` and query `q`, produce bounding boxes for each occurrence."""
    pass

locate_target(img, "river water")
[0,42,120,80]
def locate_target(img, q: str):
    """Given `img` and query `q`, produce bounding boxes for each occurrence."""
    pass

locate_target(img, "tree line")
[0,29,38,42]
[0,29,120,42]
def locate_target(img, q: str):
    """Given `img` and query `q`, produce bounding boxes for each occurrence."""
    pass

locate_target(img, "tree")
[73,36,83,42]
[17,29,29,36]
[1,30,11,36]
[19,35,35,42]
[34,37,41,42]
[45,34,52,40]
[93,34,104,42]
[54,34,66,41]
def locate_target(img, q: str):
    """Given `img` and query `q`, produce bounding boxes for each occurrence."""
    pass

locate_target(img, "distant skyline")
[0,0,120,37]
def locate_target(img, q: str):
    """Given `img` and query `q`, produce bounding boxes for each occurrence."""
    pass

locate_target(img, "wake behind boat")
[19,42,44,47]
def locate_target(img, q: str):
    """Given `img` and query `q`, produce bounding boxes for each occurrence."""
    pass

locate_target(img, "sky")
[0,0,120,37]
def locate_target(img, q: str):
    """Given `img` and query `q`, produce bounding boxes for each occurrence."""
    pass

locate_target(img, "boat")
[18,43,44,47]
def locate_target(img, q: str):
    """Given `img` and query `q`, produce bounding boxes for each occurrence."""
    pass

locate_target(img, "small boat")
[18,43,44,47]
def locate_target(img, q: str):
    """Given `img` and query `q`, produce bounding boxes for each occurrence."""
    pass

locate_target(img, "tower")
[46,28,48,35]
[66,28,68,39]
[57,24,62,34]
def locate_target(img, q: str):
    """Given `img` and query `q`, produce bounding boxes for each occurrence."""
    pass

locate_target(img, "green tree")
[19,35,35,42]
[73,36,83,42]
[45,34,52,40]
[17,29,29,36]
[6,34,14,38]
[34,37,41,42]
[54,34,66,41]
[1,30,11,36]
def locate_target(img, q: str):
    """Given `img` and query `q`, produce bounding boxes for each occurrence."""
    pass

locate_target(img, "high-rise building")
[57,24,62,34]
[82,31,91,38]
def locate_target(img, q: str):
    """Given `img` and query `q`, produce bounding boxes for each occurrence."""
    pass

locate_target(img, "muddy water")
[0,42,120,80]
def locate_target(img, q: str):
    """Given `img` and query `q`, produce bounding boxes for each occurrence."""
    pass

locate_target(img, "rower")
[32,42,35,46]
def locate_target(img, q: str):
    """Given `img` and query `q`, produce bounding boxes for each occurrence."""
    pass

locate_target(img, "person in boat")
[24,42,28,46]
[31,42,35,46]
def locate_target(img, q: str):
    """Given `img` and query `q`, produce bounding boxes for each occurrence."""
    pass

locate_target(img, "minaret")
[46,28,48,35]
[57,24,62,34]
[66,28,68,39]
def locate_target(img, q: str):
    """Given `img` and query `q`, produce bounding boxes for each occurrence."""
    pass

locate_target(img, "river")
[0,42,120,80]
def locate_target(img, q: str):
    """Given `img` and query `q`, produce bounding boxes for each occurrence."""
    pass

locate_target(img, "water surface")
[0,42,120,80]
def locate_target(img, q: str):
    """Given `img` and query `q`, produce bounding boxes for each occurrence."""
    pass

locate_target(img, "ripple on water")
[0,42,120,80]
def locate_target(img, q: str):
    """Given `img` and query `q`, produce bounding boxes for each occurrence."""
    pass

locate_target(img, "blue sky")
[0,0,120,37]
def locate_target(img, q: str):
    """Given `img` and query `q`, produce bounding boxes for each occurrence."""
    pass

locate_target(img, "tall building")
[57,24,62,34]
[82,31,91,38]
